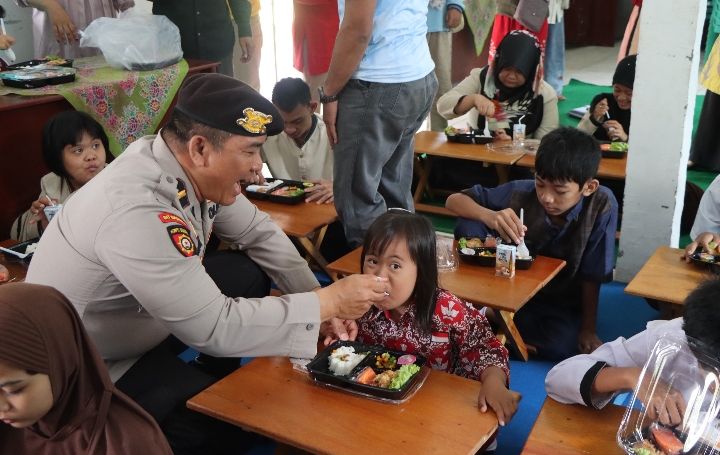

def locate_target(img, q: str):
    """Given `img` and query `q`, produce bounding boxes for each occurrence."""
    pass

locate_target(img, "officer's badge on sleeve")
[167,225,196,257]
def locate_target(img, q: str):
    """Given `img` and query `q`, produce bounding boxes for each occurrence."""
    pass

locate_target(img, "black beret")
[175,73,284,137]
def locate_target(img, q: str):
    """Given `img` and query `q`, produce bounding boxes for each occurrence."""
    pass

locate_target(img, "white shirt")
[261,114,333,181]
[690,174,720,240]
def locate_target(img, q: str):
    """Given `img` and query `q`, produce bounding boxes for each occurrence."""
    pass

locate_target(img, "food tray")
[246,179,309,205]
[602,149,627,159]
[617,332,720,455]
[7,58,74,70]
[689,252,720,269]
[0,237,40,260]
[307,340,427,401]
[473,135,493,145]
[457,246,497,267]
[0,67,76,89]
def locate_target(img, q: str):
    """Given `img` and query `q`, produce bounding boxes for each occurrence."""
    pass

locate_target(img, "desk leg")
[413,154,434,205]
[297,229,339,282]
[496,310,529,361]
[495,164,511,184]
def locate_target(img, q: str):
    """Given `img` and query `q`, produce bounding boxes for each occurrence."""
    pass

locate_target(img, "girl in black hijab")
[578,55,636,142]
[437,30,559,140]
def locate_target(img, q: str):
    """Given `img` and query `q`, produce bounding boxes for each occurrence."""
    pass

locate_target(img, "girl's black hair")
[41,111,113,180]
[360,210,439,334]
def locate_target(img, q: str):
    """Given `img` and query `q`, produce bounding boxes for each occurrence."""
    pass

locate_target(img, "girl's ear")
[582,179,600,196]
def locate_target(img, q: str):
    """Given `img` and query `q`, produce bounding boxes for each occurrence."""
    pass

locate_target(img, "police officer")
[27,74,389,453]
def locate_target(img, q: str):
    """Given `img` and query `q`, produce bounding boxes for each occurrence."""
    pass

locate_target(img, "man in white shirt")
[261,77,350,262]
[262,77,334,204]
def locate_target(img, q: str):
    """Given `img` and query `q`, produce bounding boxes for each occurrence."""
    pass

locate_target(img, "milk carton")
[495,244,516,279]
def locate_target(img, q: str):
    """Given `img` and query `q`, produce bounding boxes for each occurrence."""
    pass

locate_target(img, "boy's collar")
[298,114,318,148]
[548,194,586,226]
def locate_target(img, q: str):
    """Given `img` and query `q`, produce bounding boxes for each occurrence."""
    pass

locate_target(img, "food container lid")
[618,332,720,455]
[0,67,76,81]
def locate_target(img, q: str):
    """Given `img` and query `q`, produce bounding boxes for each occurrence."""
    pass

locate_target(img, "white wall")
[615,0,706,281]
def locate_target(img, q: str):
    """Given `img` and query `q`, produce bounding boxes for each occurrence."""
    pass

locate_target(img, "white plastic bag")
[80,9,183,71]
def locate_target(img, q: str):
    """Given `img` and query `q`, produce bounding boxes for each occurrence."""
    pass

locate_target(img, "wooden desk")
[251,199,339,280]
[413,131,526,216]
[515,153,627,180]
[0,240,29,284]
[0,59,219,239]
[188,356,498,455]
[327,246,566,361]
[625,246,707,318]
[521,397,625,455]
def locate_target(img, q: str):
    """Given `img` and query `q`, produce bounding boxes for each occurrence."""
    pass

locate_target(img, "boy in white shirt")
[262,77,334,204]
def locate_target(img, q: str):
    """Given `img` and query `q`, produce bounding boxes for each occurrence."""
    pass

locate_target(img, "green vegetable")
[709,241,717,252]
[289,189,304,197]
[458,237,467,250]
[302,182,314,187]
[390,364,420,389]
[630,447,651,455]
[609,142,628,152]
[44,55,62,61]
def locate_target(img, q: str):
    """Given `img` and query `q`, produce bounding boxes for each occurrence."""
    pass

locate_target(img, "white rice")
[328,346,366,376]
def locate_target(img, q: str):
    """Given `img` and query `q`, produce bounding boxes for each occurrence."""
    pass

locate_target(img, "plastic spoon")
[517,208,530,258]
[0,15,16,62]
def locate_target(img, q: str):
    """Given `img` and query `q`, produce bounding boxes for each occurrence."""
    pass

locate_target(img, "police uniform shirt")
[27,134,322,381]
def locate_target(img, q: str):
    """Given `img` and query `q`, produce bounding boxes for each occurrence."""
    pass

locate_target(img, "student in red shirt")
[355,210,521,427]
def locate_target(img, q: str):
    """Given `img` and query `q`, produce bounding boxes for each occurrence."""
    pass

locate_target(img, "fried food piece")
[466,238,483,248]
[372,370,398,388]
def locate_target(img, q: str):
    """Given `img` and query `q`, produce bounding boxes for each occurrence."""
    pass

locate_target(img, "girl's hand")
[304,179,334,204]
[477,371,522,426]
[593,98,609,122]
[494,129,511,141]
[0,35,16,51]
[28,197,58,225]
[473,95,496,117]
[603,120,627,142]
[47,3,79,44]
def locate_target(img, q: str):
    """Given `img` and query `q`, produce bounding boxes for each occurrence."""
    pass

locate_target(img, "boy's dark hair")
[683,276,720,358]
[41,111,113,180]
[162,108,232,150]
[271,78,312,113]
[535,127,601,185]
[360,210,439,334]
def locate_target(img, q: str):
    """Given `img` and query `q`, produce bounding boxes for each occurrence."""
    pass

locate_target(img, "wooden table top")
[624,245,708,305]
[515,153,627,180]
[251,198,338,238]
[187,356,498,455]
[326,246,566,313]
[521,398,626,455]
[414,131,525,165]
[0,239,29,283]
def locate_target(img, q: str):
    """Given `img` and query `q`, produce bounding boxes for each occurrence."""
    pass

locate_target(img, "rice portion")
[328,346,366,376]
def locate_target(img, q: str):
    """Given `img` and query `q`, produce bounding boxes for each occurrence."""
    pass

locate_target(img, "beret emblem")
[236,108,273,134]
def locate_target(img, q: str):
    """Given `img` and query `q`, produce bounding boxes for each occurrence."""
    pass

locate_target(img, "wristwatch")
[318,86,339,104]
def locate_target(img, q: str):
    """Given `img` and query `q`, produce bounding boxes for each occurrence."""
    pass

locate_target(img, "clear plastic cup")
[513,124,526,145]
[436,237,458,273]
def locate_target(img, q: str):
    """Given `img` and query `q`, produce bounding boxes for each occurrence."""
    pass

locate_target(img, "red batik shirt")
[356,289,510,383]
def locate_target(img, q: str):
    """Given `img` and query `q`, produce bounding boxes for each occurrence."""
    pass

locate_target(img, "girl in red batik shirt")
[355,210,521,427]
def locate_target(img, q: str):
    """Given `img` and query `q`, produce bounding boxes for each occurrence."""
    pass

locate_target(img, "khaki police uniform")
[27,134,322,382]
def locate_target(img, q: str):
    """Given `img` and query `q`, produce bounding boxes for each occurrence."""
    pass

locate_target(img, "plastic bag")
[80,9,182,71]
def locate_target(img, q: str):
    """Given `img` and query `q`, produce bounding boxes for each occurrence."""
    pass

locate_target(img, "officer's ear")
[187,135,212,168]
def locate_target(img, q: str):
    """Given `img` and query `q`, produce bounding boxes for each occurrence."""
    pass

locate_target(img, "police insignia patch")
[158,212,189,229]
[167,225,196,257]
[176,179,190,208]
[236,108,273,134]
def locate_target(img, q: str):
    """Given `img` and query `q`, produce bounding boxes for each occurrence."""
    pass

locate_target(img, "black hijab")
[479,30,545,135]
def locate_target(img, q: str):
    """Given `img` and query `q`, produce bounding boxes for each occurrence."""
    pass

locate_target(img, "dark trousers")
[513,298,582,361]
[116,250,270,455]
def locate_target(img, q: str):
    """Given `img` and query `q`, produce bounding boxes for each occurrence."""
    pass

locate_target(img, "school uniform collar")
[544,194,585,233]
[299,114,318,148]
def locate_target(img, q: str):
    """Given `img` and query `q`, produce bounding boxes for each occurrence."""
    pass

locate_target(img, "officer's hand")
[315,274,389,321]
[320,318,359,346]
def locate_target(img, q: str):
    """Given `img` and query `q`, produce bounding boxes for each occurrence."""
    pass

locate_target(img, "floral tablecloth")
[0,57,189,156]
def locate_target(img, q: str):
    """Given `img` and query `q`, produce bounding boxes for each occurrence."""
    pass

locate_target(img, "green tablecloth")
[0,57,189,156]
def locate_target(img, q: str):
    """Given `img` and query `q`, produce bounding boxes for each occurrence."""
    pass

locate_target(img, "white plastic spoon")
[517,208,530,258]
